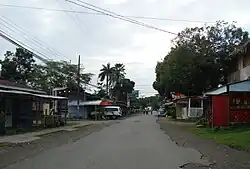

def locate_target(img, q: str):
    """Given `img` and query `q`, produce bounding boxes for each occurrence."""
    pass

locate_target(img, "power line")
[0,29,50,63]
[0,24,103,91]
[55,0,87,35]
[0,21,55,62]
[65,0,177,35]
[0,4,215,23]
[0,16,69,61]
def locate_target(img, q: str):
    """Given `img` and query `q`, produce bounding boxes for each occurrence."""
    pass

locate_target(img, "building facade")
[228,40,250,83]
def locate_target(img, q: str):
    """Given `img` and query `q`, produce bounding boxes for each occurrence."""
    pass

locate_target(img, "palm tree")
[111,63,126,86]
[98,63,113,94]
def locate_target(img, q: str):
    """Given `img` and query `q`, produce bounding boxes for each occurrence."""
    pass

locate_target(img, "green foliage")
[190,127,250,151]
[138,95,162,110]
[98,63,135,103]
[0,48,35,84]
[95,89,107,99]
[31,61,93,92]
[153,21,249,96]
[98,63,113,93]
[0,48,93,92]
[112,78,135,102]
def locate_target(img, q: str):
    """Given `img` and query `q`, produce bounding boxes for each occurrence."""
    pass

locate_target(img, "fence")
[188,107,203,117]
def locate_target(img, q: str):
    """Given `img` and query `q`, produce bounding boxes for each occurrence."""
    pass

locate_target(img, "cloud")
[0,0,250,96]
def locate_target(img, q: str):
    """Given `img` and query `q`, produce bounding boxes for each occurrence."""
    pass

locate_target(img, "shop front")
[205,79,250,127]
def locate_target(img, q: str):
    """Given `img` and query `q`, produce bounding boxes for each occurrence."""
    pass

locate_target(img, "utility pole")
[77,55,80,119]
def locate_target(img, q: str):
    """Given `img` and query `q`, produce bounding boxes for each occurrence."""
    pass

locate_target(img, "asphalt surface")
[3,115,210,169]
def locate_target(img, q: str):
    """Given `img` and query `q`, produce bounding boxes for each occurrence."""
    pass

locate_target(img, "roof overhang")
[0,89,67,100]
[68,100,112,106]
[0,84,46,94]
[204,79,250,96]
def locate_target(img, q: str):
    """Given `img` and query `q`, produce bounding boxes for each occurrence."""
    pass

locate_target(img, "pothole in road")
[133,120,140,123]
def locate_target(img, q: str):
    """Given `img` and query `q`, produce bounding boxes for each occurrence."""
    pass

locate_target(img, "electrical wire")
[65,0,178,35]
[55,0,87,35]
[0,16,69,61]
[0,29,50,63]
[0,28,104,91]
[0,22,104,91]
[0,4,215,23]
[0,21,55,62]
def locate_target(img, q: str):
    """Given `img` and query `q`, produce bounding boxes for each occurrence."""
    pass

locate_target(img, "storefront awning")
[68,100,112,106]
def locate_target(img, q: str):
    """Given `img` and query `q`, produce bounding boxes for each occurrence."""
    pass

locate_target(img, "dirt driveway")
[158,119,250,169]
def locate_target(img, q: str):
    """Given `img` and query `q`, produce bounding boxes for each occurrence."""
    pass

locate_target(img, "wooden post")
[36,100,38,127]
[188,98,191,117]
[77,55,80,119]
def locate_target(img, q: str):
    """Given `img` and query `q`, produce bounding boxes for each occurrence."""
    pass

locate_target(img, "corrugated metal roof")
[0,79,45,94]
[204,79,250,95]
[0,89,67,100]
[205,86,227,95]
[229,80,250,91]
[68,100,102,106]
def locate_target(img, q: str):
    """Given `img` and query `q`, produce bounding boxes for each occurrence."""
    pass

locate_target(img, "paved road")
[4,115,210,169]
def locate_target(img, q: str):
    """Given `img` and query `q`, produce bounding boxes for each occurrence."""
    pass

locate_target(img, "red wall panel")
[230,111,250,123]
[212,95,229,127]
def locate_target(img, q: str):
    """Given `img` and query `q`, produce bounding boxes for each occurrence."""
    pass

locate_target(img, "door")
[212,95,229,127]
[5,98,12,127]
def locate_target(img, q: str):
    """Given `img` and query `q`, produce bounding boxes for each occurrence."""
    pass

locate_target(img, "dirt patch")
[0,122,115,169]
[158,119,250,169]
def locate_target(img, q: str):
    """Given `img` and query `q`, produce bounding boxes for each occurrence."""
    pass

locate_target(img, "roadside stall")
[205,79,250,127]
[68,99,112,119]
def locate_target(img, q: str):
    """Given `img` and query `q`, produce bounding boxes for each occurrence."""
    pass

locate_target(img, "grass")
[0,142,10,148]
[189,126,250,151]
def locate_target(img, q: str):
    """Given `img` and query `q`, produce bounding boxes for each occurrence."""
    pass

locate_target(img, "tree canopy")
[98,63,135,103]
[0,48,93,93]
[0,48,35,84]
[153,21,249,97]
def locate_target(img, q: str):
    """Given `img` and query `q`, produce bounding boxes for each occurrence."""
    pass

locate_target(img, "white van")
[104,106,122,119]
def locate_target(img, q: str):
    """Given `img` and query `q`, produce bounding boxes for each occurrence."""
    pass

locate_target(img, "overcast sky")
[0,0,250,96]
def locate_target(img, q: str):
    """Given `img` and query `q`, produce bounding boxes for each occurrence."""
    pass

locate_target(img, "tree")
[98,63,113,94]
[31,61,93,92]
[153,21,249,96]
[138,95,161,110]
[98,63,135,103]
[111,78,135,102]
[0,48,35,84]
[94,89,108,99]
[110,63,126,86]
[0,48,93,93]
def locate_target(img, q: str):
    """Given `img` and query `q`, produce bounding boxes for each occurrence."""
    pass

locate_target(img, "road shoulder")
[158,119,250,169]
[0,121,114,169]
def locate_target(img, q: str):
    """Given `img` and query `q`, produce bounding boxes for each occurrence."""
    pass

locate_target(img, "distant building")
[53,86,96,119]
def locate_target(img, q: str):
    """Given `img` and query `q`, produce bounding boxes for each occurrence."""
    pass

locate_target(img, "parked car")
[104,106,123,120]
[157,110,167,117]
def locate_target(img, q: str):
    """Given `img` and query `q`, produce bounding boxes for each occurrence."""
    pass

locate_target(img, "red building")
[205,80,250,127]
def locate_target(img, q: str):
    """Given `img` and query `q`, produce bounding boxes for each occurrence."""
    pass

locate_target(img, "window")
[190,99,201,108]
[105,108,119,112]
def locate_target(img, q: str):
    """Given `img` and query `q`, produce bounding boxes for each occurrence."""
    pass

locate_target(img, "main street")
[4,115,209,169]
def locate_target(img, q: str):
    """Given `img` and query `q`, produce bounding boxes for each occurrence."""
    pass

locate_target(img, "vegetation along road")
[3,115,210,169]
